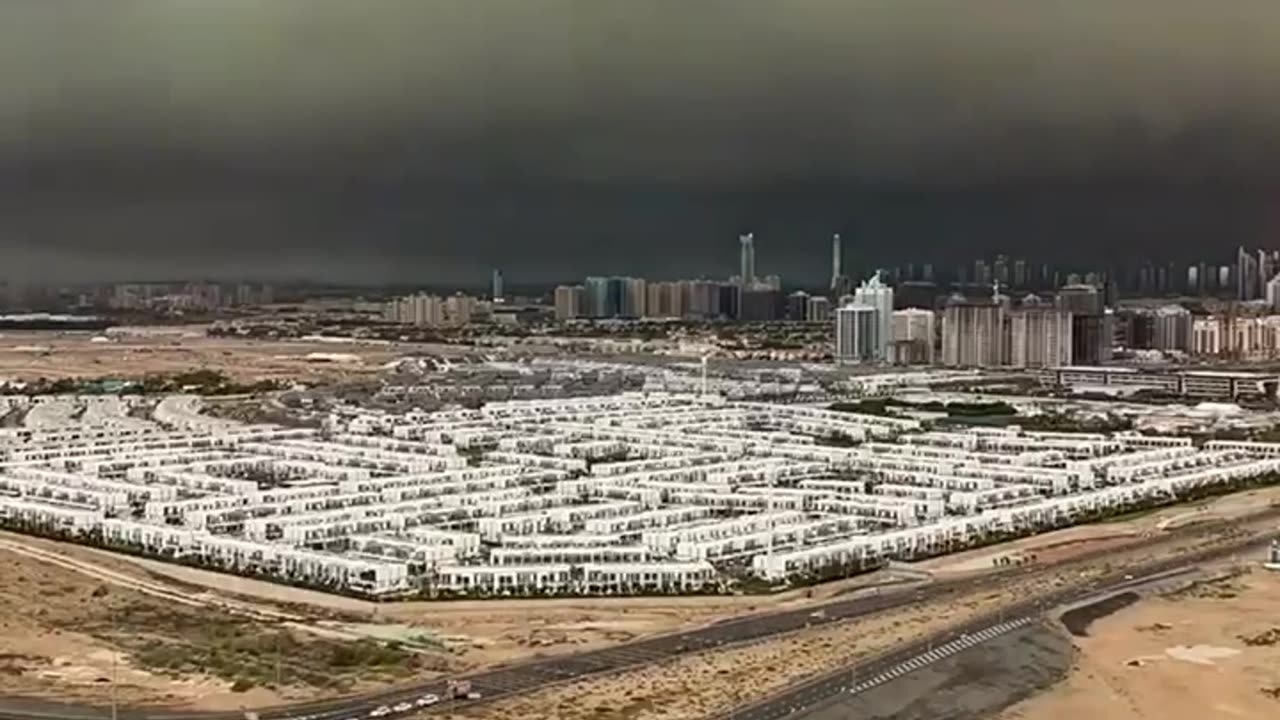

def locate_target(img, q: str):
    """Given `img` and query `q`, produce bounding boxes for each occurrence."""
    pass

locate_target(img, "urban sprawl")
[2,389,1279,599]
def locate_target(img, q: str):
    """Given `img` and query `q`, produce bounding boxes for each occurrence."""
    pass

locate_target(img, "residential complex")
[2,391,1276,599]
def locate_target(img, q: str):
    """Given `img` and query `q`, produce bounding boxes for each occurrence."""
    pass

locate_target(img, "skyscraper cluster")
[555,277,736,321]
[556,232,794,322]
[1236,246,1280,302]
[937,288,1076,369]
[383,292,483,327]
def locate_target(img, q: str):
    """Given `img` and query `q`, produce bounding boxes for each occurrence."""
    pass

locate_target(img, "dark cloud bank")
[2,1,1280,284]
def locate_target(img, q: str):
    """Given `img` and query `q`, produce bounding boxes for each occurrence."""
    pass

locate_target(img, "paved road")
[1,512,1275,720]
[720,534,1275,720]
[733,618,1039,720]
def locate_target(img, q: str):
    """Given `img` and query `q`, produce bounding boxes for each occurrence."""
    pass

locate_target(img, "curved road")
[1,511,1276,720]
[721,534,1277,720]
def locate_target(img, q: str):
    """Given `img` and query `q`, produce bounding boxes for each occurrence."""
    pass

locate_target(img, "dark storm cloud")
[2,1,1280,282]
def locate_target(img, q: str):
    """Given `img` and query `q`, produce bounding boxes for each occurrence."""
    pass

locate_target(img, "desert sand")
[1001,564,1280,720]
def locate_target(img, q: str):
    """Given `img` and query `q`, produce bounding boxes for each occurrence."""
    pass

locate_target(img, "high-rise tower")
[491,268,504,302]
[831,233,842,285]
[853,272,894,362]
[829,233,851,296]
[739,233,756,288]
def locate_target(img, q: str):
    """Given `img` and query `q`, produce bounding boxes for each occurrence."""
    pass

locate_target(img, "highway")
[0,511,1274,720]
[718,533,1276,720]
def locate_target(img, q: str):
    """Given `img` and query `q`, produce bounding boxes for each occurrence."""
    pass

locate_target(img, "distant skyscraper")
[786,291,810,322]
[835,304,878,363]
[1070,314,1109,365]
[830,233,842,285]
[685,280,723,319]
[739,288,782,321]
[739,233,756,288]
[488,269,504,302]
[1153,305,1192,352]
[620,277,647,318]
[1008,306,1073,368]
[891,308,936,365]
[384,292,448,327]
[806,295,831,322]
[1260,249,1277,298]
[583,276,611,318]
[445,293,476,325]
[554,285,583,320]
[972,259,991,287]
[853,273,894,362]
[1056,283,1107,364]
[1237,246,1258,300]
[1267,275,1280,312]
[646,281,685,319]
[941,298,1004,367]
[1056,284,1103,316]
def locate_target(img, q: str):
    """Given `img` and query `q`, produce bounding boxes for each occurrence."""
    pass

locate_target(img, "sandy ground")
[1001,562,1280,720]
[415,516,1279,720]
[0,331,404,382]
[0,531,907,679]
[0,541,458,711]
[0,546,295,710]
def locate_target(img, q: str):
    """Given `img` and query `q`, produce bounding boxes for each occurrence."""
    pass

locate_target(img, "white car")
[415,695,440,707]
[368,706,391,718]
[392,703,413,713]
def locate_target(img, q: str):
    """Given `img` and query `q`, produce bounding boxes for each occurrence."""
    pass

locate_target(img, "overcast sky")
[3,1,1280,284]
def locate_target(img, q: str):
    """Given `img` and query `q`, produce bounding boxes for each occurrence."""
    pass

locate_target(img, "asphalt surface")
[0,510,1276,720]
[731,619,1040,720]
[716,535,1275,720]
[789,621,1073,720]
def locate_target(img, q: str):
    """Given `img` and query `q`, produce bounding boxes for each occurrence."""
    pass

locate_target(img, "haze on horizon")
[3,0,1280,284]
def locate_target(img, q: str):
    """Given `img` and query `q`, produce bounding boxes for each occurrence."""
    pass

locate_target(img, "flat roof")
[1181,370,1279,379]
[1052,366,1279,380]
